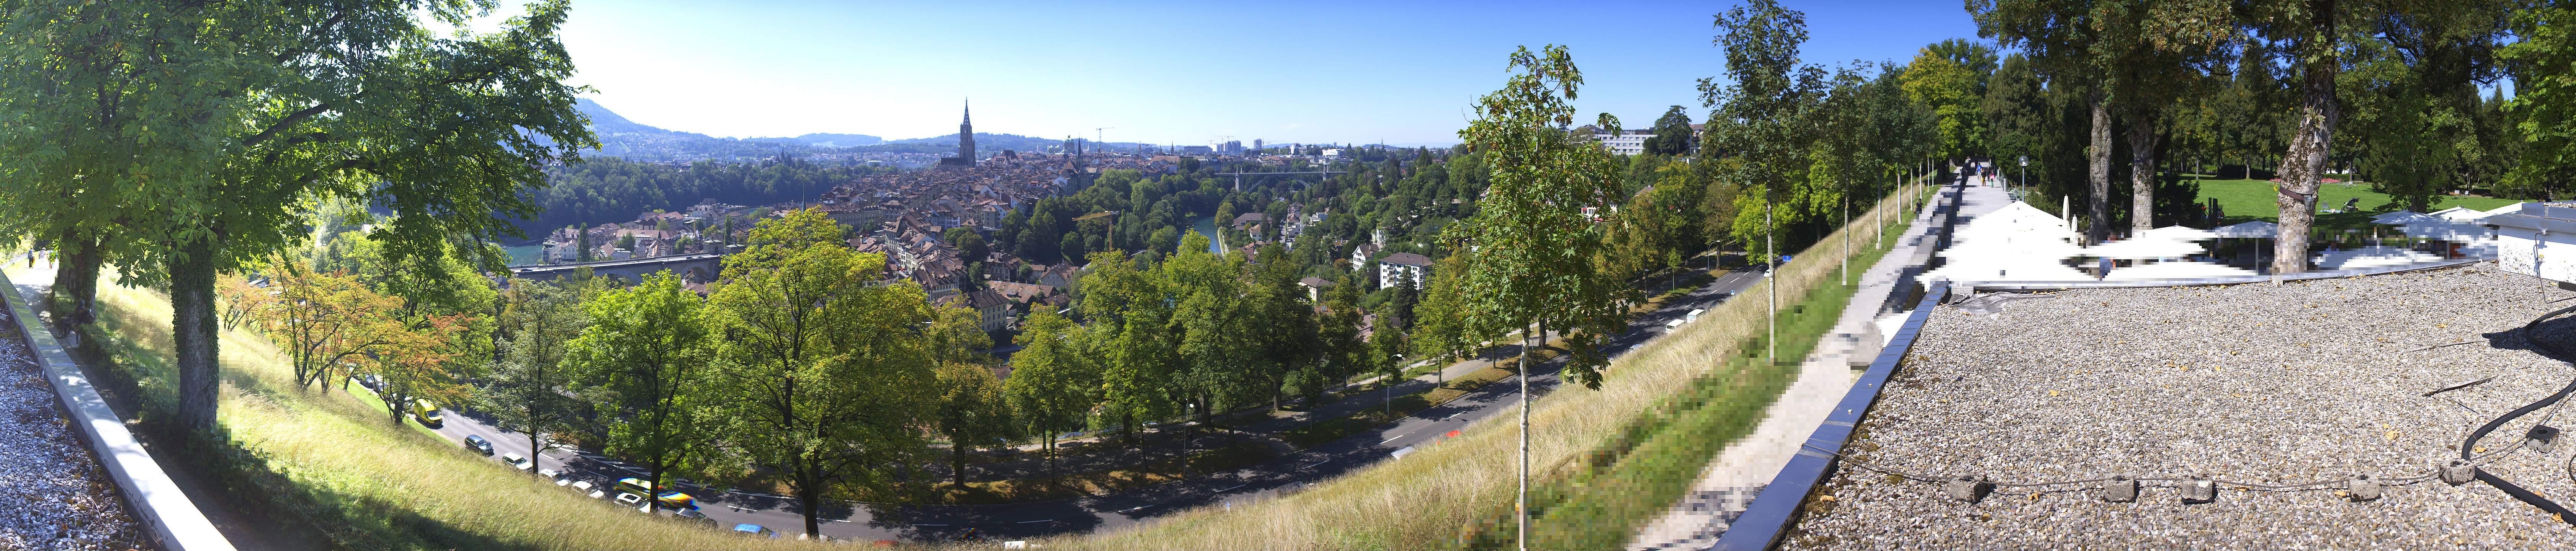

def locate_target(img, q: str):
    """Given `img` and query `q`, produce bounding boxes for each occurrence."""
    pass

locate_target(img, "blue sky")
[539,1,1985,147]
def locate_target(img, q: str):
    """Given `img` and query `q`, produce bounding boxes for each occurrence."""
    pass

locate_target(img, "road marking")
[827,518,850,523]
[1380,436,1400,444]
[1017,519,1054,524]
[1305,460,1329,469]
[1218,484,1246,492]
[1444,411,1463,420]
[1118,505,1153,513]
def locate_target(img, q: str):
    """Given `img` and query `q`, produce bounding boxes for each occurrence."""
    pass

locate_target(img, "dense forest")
[519,157,892,237]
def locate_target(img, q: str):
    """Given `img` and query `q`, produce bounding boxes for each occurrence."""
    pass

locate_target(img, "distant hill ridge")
[568,98,1152,160]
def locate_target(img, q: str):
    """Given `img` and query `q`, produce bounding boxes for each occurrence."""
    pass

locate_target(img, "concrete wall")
[1,271,237,551]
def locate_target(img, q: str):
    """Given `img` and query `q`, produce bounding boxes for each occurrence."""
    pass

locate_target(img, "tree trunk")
[172,238,222,434]
[2275,0,2339,275]
[2088,89,2114,243]
[2130,110,2161,236]
[798,475,822,538]
[50,228,103,328]
[1516,318,1535,551]
[953,435,969,488]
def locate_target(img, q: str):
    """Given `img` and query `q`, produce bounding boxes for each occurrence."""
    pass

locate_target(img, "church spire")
[963,98,972,125]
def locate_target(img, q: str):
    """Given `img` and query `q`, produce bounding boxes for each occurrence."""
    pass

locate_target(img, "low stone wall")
[0,270,236,551]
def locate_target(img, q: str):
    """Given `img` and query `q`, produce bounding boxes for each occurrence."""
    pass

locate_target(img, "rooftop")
[1787,263,2576,549]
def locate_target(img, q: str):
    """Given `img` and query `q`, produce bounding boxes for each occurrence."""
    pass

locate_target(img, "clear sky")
[538,0,1986,147]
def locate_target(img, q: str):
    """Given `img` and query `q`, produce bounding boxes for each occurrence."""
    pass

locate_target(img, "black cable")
[2462,302,2576,527]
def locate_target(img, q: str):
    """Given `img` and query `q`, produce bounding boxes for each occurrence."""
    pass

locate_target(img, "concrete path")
[1627,181,2011,550]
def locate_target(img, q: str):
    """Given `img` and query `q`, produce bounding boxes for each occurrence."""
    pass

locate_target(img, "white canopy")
[2313,246,2443,270]
[1927,200,2094,282]
[2140,225,2220,241]
[2399,220,2489,241]
[2084,237,2206,259]
[2430,206,2489,222]
[2210,220,2279,238]
[2372,211,2441,225]
[2103,261,2256,281]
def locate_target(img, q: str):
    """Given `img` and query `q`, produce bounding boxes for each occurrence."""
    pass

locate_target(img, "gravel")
[0,330,141,551]
[1785,262,2576,550]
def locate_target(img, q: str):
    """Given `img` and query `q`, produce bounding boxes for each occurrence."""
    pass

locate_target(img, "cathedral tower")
[957,99,976,163]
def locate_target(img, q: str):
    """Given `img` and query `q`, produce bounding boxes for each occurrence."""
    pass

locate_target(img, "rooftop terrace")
[1787,262,2576,549]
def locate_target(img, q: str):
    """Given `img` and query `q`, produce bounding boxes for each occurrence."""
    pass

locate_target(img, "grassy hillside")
[1041,183,1932,551]
[47,267,863,551]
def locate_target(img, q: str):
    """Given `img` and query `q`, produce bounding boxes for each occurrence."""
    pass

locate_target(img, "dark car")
[463,434,494,455]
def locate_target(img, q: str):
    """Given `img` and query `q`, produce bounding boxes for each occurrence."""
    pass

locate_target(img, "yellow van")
[413,399,443,426]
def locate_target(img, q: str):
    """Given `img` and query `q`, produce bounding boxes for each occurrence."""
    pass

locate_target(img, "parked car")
[358,374,384,390]
[615,478,660,496]
[670,508,716,526]
[461,434,493,455]
[654,492,695,510]
[570,480,603,499]
[733,524,778,538]
[412,399,443,426]
[538,468,565,484]
[1686,308,1706,323]
[613,492,644,507]
[500,452,533,471]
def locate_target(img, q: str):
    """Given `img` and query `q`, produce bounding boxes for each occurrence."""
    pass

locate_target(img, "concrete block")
[2349,476,2381,501]
[2182,477,2216,504]
[2441,460,2477,486]
[2102,476,2137,502]
[2527,424,2559,453]
[1945,476,1991,504]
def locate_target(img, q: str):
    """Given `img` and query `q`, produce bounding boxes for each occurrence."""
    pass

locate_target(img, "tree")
[1445,44,1635,550]
[256,258,407,389]
[1900,42,1993,168]
[2247,0,2344,272]
[2501,2,2576,197]
[1641,106,1700,156]
[566,271,713,514]
[1,0,596,434]
[1000,312,1096,486]
[484,279,588,479]
[927,303,1012,487]
[945,227,989,264]
[706,209,937,537]
[1706,0,1824,365]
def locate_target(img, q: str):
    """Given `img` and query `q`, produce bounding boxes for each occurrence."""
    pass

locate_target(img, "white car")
[1686,308,1705,323]
[571,480,603,499]
[614,492,645,506]
[538,468,569,485]
[500,452,533,471]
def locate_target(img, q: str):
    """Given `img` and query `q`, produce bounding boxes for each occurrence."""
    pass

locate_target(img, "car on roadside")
[412,399,443,426]
[358,374,384,391]
[615,478,660,496]
[461,434,493,455]
[538,468,566,485]
[654,492,695,510]
[500,452,533,471]
[613,492,645,507]
[1686,308,1705,323]
[570,480,602,499]
[732,524,778,538]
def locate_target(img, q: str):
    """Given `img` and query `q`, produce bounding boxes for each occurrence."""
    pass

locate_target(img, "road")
[407,265,1772,543]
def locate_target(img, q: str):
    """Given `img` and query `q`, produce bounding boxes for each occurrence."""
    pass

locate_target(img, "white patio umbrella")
[2429,206,2487,222]
[2372,211,2440,225]
[2140,225,2221,241]
[2083,236,2207,259]
[2210,220,2279,238]
[2399,220,2487,241]
[2313,246,2442,270]
[2104,261,2256,281]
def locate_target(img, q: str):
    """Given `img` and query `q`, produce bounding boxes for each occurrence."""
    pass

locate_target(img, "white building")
[1592,129,1654,156]
[1378,252,1433,290]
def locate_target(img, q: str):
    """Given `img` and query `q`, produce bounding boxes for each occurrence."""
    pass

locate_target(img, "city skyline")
[539,0,1982,146]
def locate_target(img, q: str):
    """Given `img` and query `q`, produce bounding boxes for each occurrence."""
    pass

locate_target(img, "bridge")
[507,253,722,285]
[1212,170,1347,192]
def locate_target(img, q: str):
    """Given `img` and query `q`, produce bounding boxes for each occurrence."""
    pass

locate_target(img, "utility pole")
[1767,202,1776,365]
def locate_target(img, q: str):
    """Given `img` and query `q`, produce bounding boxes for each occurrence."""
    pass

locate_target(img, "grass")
[1038,183,1929,551]
[30,264,874,551]
[929,440,1276,504]
[2193,178,2520,223]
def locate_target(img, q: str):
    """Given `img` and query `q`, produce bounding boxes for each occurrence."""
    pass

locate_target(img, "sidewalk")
[1626,181,2007,550]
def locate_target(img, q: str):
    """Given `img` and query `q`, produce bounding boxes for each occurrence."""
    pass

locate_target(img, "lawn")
[2194,178,2521,222]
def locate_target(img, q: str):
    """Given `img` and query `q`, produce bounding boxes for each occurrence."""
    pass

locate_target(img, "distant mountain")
[746,132,885,148]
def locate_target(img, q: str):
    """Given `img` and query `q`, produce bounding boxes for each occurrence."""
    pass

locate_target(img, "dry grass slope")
[1046,184,1930,551]
[78,278,866,551]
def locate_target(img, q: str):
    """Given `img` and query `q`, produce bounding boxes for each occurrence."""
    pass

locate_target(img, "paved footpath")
[1627,179,2012,550]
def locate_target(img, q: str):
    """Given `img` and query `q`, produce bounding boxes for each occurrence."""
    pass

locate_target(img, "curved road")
[413,266,1769,543]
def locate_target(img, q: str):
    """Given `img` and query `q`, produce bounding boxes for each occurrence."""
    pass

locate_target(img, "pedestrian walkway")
[1627,181,2010,550]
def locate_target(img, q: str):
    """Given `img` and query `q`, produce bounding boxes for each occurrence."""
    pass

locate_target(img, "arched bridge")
[507,253,722,285]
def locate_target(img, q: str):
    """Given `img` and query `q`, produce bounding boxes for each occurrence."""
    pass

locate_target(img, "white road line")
[1379,436,1400,444]
[1218,484,1246,492]
[827,518,850,523]
[1017,519,1053,524]
[1305,460,1329,469]
[1118,505,1152,513]
[1445,411,1463,420]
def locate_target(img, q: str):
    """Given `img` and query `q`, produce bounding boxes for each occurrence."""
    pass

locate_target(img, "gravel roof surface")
[1786,262,2576,550]
[0,330,140,550]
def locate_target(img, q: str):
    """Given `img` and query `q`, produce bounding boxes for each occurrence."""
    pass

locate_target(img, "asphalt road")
[404,266,1772,543]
